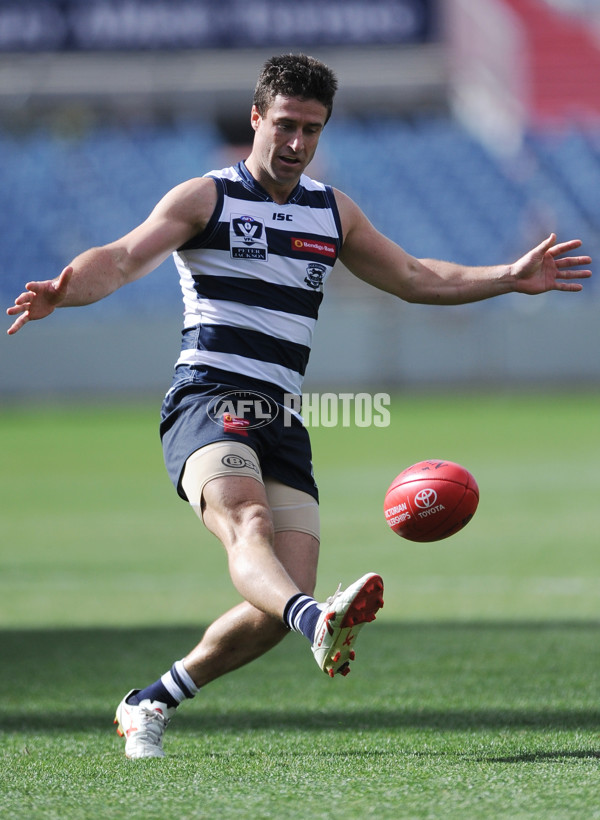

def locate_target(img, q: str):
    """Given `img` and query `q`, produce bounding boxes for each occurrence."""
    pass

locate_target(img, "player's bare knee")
[229,498,274,544]
[203,494,274,557]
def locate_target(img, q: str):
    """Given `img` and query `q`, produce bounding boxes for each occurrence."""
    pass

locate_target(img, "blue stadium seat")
[1,117,597,317]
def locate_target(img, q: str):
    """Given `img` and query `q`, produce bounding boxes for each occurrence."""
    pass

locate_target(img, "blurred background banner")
[1,0,599,398]
[0,0,436,51]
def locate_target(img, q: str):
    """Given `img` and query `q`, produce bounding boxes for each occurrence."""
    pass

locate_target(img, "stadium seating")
[321,117,600,277]
[1,116,598,316]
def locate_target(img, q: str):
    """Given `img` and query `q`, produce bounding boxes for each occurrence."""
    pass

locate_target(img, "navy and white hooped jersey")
[172,161,343,396]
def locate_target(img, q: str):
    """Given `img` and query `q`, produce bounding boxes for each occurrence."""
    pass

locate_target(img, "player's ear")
[250,106,261,132]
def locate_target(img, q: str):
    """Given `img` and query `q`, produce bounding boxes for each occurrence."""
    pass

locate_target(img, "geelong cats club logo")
[304,262,327,290]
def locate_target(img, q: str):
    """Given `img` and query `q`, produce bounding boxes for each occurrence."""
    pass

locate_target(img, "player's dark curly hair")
[253,54,338,123]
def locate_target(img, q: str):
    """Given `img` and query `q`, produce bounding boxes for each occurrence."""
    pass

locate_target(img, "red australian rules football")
[384,459,479,542]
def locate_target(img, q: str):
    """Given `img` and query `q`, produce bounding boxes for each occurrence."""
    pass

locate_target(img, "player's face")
[247,95,328,199]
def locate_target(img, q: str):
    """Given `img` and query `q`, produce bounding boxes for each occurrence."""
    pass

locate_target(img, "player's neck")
[244,157,298,205]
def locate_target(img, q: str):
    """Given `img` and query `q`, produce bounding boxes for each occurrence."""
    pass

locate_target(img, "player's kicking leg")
[114,572,384,758]
[114,471,383,758]
[198,474,384,678]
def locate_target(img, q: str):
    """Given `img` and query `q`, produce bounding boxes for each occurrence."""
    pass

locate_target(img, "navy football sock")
[283,593,322,641]
[127,659,199,708]
[127,680,176,708]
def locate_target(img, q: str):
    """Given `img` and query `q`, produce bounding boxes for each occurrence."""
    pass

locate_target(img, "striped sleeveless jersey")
[172,161,343,396]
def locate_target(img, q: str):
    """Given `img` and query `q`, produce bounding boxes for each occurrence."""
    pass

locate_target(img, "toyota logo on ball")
[414,488,438,509]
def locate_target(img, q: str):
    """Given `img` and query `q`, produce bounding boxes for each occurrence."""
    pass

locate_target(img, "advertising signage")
[0,0,437,52]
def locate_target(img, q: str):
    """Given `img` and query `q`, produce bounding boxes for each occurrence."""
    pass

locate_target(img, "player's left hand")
[511,234,591,295]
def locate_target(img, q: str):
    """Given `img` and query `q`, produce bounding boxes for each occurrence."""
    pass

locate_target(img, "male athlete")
[6,54,591,759]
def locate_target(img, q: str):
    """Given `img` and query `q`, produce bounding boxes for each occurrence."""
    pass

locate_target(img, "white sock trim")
[160,659,200,704]
[175,659,199,696]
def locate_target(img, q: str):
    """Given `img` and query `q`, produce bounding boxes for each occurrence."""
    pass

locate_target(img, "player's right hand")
[6,265,73,335]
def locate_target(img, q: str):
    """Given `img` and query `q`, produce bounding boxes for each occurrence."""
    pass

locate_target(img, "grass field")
[1,392,599,819]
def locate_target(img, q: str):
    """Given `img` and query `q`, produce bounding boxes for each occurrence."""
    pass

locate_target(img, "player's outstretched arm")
[416,233,592,303]
[6,177,217,336]
[335,190,591,304]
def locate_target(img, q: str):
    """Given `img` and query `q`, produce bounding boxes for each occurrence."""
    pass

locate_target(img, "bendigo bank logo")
[292,237,336,258]
[206,391,279,432]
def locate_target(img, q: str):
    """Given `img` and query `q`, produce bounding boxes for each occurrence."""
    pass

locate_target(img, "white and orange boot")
[311,573,384,678]
[114,689,176,759]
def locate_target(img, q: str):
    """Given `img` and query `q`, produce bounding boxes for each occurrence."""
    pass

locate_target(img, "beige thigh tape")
[181,441,263,511]
[181,442,319,540]
[264,477,320,541]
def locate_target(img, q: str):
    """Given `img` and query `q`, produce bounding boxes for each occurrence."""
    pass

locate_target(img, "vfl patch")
[231,214,267,260]
[291,237,336,258]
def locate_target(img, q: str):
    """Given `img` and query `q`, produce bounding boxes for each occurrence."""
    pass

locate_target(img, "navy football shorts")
[160,366,319,503]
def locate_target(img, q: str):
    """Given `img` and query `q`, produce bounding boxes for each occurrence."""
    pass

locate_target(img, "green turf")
[1,624,598,819]
[1,393,599,818]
